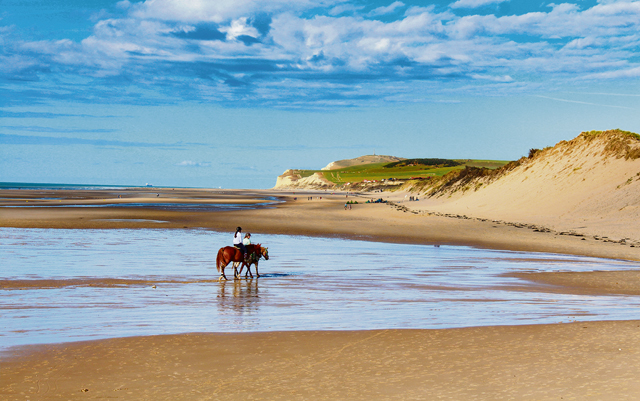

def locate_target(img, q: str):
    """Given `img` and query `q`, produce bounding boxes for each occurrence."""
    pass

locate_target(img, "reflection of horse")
[217,279,260,314]
[216,244,269,280]
[237,244,269,278]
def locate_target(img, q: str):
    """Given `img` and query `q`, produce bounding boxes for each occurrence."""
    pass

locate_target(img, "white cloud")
[582,65,640,79]
[534,94,634,109]
[129,0,344,23]
[224,17,260,40]
[0,54,41,73]
[329,4,365,16]
[116,0,131,10]
[6,0,640,107]
[175,161,211,167]
[450,0,509,10]
[471,74,514,82]
[367,1,405,17]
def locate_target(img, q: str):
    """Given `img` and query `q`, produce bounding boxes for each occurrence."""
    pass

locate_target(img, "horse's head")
[259,245,269,260]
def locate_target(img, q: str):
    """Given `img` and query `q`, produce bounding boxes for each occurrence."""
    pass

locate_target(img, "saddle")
[233,245,253,261]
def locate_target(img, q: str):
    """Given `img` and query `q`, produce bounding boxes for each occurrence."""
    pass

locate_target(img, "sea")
[0,182,163,190]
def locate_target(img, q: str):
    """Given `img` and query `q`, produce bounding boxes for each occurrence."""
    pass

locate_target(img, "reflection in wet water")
[217,279,261,316]
[1,227,640,350]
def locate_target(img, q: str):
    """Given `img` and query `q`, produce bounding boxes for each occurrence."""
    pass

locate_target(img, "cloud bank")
[3,0,640,108]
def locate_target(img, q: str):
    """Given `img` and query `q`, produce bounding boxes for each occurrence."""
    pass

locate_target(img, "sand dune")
[405,130,640,242]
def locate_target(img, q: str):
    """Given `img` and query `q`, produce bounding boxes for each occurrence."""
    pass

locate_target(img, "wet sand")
[0,278,222,290]
[507,270,640,296]
[2,322,640,400]
[2,188,640,399]
[2,188,640,262]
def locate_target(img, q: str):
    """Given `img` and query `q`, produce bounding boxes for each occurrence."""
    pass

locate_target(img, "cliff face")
[274,170,335,190]
[275,155,403,190]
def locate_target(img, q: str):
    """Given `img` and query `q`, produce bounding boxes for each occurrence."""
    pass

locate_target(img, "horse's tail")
[216,248,224,273]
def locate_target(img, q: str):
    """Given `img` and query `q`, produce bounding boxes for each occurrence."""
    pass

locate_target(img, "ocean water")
[0,182,140,190]
[1,227,640,350]
[0,182,280,210]
[0,202,279,211]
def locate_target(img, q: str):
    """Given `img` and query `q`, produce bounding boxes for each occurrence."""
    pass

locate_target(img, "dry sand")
[2,187,640,400]
[2,322,640,400]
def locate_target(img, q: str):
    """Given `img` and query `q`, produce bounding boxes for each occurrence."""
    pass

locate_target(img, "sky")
[2,0,640,188]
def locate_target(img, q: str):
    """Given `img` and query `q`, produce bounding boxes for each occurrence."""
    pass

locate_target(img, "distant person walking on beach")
[233,227,249,262]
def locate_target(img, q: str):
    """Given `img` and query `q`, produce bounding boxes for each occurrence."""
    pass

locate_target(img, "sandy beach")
[2,187,640,400]
[2,321,640,400]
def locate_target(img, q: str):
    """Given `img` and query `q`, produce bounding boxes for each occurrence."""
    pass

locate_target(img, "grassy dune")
[293,159,509,185]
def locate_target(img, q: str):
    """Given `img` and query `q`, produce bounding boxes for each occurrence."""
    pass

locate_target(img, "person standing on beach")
[233,227,249,262]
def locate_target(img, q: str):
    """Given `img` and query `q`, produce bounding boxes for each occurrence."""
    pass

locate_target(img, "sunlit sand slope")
[423,130,640,241]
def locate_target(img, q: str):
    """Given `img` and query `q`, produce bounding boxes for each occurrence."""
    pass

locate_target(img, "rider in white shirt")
[233,227,249,261]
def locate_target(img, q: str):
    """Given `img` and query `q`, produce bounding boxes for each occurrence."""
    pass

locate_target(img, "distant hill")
[275,154,408,190]
[321,155,404,170]
[274,155,508,190]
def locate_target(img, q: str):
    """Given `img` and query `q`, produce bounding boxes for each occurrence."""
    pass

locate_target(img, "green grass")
[458,160,510,169]
[582,129,640,141]
[295,159,510,185]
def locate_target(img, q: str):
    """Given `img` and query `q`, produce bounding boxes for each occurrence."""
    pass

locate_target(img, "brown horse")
[216,246,244,280]
[216,244,268,280]
[237,244,269,278]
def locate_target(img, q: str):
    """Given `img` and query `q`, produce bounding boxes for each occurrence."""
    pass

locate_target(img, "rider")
[243,233,251,246]
[233,227,249,262]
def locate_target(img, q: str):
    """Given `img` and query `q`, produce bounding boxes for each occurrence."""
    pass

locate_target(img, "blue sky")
[2,0,640,188]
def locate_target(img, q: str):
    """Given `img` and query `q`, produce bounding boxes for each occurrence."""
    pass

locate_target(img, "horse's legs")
[255,261,260,278]
[244,262,253,279]
[233,262,241,280]
[234,261,249,280]
[219,261,228,281]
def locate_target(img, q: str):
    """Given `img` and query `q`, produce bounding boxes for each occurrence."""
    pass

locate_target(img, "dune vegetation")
[285,159,509,187]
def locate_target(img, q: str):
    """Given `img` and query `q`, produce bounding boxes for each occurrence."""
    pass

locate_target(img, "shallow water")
[1,200,280,211]
[1,227,640,350]
[0,203,274,211]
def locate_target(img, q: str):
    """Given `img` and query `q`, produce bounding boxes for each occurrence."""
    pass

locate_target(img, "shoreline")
[2,188,639,262]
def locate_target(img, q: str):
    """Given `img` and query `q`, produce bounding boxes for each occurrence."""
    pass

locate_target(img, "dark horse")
[216,243,269,280]
[238,244,269,279]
